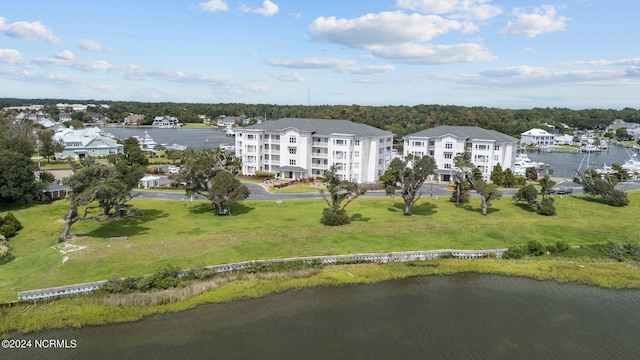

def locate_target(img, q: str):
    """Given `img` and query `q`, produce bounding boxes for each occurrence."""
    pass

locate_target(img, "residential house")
[53,127,123,159]
[520,128,555,147]
[235,118,394,183]
[40,182,71,201]
[217,116,238,127]
[152,116,181,128]
[403,126,518,181]
[123,113,145,126]
[59,112,72,122]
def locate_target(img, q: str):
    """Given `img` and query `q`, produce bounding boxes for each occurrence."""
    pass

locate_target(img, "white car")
[167,166,180,174]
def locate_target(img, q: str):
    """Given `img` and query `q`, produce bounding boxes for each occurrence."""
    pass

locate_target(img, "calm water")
[6,274,640,360]
[102,127,233,149]
[527,144,636,178]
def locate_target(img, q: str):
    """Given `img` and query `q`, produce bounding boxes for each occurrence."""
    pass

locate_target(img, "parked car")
[167,166,180,174]
[549,187,573,194]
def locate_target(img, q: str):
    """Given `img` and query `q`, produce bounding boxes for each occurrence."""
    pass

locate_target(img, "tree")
[450,151,473,204]
[207,171,250,215]
[381,154,436,215]
[61,157,142,240]
[611,163,630,182]
[615,128,632,141]
[502,168,518,188]
[512,184,539,207]
[577,170,629,207]
[319,164,366,226]
[467,176,501,216]
[36,128,64,163]
[0,150,38,207]
[490,163,504,185]
[525,167,538,181]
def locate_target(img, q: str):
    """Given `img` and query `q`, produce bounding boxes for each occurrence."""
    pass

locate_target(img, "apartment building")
[235,118,394,183]
[403,126,518,181]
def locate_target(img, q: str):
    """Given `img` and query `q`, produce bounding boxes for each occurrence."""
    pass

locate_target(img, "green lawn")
[1,192,639,302]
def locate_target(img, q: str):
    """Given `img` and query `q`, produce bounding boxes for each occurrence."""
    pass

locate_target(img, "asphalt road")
[135,178,640,202]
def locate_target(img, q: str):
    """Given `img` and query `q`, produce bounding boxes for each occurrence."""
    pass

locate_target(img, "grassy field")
[0,191,639,303]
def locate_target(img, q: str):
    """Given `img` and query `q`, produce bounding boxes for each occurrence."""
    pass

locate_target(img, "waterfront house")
[403,126,518,181]
[53,127,123,159]
[152,116,181,128]
[521,128,555,147]
[123,113,145,126]
[235,118,394,183]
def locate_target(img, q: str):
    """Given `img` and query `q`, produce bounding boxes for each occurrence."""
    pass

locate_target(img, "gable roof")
[406,125,517,143]
[242,118,393,138]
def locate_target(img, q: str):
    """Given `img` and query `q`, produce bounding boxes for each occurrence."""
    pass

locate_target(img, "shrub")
[3,213,22,231]
[556,241,569,252]
[527,240,547,256]
[502,245,524,259]
[0,244,14,265]
[320,208,350,226]
[254,170,275,179]
[537,198,556,216]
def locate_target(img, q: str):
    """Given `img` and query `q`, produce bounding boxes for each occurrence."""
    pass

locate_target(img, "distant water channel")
[527,144,635,179]
[7,274,640,360]
[102,127,232,149]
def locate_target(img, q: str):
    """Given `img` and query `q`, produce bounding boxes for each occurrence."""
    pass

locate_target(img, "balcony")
[312,152,328,158]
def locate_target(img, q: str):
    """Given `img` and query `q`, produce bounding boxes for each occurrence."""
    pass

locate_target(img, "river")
[5,274,640,360]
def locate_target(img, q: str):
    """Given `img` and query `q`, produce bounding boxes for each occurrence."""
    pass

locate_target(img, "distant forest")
[2,98,640,138]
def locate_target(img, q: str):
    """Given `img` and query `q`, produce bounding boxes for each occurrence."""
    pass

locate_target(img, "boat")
[514,153,545,175]
[595,163,615,175]
[165,143,187,151]
[219,144,235,152]
[578,144,601,153]
[621,153,640,175]
[133,131,158,151]
[599,140,608,150]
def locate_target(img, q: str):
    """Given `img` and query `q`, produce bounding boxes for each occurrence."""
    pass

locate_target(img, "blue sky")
[0,0,638,109]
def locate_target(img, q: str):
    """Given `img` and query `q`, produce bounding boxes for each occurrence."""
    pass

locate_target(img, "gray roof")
[406,126,517,143]
[242,118,393,138]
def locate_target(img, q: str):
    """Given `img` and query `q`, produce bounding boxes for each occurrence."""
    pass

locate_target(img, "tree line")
[3,98,640,137]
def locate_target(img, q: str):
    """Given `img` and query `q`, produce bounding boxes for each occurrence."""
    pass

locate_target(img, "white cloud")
[253,1,279,17]
[396,0,503,21]
[310,11,467,48]
[270,71,304,82]
[500,5,569,37]
[338,65,396,75]
[265,56,357,69]
[370,43,495,64]
[0,48,26,65]
[198,0,229,13]
[78,38,111,51]
[0,17,60,43]
[55,50,75,61]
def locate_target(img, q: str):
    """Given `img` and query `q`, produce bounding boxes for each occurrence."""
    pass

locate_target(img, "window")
[288,147,297,155]
[289,136,296,144]
[273,135,280,140]
[444,163,452,169]
[493,155,499,161]
[354,139,360,146]
[353,162,360,169]
[335,139,345,146]
[494,144,500,151]
[247,134,255,140]
[475,144,488,150]
[413,141,423,147]
[444,152,453,159]
[354,151,360,158]
[289,159,296,166]
[445,142,453,149]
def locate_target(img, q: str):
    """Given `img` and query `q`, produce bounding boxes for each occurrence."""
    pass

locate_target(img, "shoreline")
[2,259,640,335]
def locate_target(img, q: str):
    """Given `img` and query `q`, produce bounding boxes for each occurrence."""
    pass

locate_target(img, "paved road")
[136,179,640,202]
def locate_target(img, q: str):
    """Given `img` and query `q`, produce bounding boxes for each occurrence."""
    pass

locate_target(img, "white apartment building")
[403,126,518,181]
[235,118,394,183]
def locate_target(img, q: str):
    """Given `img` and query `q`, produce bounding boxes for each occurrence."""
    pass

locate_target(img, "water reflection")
[6,274,640,360]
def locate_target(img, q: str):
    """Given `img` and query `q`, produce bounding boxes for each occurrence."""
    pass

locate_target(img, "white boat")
[514,153,545,175]
[578,144,601,153]
[621,153,640,174]
[133,131,158,150]
[219,144,235,152]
